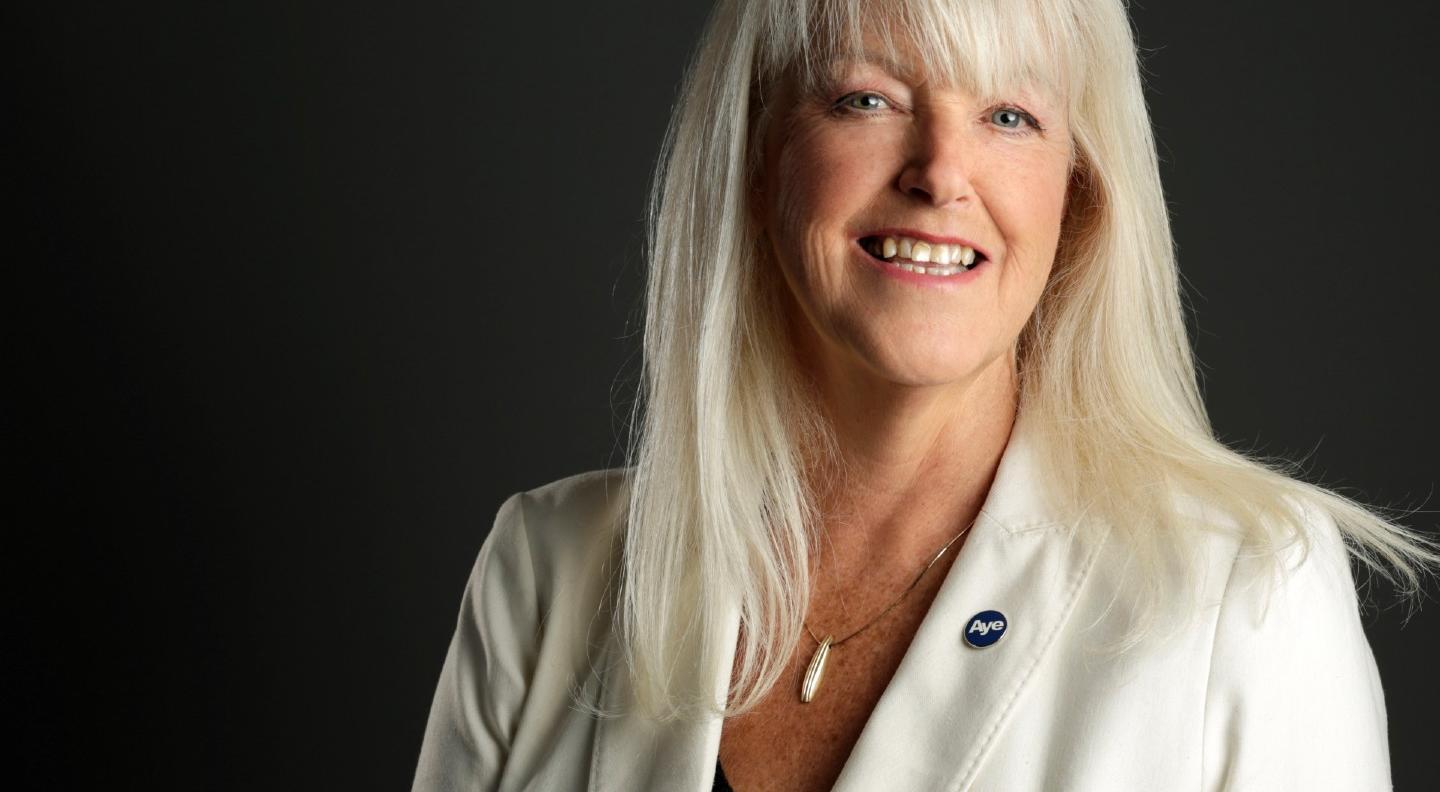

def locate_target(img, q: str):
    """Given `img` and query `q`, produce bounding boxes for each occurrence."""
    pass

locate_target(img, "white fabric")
[411,422,1391,791]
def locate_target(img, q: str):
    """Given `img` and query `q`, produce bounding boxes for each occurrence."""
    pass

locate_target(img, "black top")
[714,758,735,791]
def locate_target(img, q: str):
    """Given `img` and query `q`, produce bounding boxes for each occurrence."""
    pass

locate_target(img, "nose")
[896,113,975,207]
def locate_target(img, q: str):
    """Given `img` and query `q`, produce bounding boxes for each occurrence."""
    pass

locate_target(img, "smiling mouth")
[859,235,987,276]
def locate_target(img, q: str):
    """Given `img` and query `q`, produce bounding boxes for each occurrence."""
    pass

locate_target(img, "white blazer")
[411,421,1392,791]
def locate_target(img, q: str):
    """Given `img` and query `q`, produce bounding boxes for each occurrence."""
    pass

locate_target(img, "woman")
[413,1,1438,790]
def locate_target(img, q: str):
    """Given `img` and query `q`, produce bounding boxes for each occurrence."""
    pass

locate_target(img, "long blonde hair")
[610,0,1439,722]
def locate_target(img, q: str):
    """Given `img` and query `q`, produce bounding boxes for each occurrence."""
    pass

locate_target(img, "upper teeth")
[872,236,977,268]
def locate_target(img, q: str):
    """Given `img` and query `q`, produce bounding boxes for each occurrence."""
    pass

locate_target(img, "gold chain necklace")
[799,519,975,703]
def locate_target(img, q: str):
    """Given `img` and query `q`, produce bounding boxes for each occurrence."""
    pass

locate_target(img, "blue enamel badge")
[964,610,1008,648]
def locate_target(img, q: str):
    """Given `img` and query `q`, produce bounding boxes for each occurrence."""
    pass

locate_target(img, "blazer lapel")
[588,414,1107,791]
[831,416,1110,791]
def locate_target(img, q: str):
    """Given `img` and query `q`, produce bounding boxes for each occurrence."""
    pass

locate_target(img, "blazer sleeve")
[412,493,538,792]
[1200,508,1392,791]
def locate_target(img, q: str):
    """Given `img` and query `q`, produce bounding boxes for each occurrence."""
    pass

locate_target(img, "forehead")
[758,0,1085,108]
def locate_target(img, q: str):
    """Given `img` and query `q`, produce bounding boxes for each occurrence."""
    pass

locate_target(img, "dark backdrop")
[8,1,1437,788]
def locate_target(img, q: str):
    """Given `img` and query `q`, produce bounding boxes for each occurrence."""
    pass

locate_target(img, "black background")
[8,1,1437,788]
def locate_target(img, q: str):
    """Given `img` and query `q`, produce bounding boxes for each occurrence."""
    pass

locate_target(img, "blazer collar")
[589,412,1109,791]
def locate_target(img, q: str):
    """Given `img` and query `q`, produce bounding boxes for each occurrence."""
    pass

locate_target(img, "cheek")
[770,126,898,248]
[984,158,1071,281]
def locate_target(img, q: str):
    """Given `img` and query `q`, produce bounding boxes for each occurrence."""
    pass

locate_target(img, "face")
[756,46,1075,394]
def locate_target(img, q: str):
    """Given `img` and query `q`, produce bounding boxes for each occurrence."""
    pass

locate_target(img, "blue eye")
[991,108,1022,128]
[990,107,1031,130]
[839,92,888,112]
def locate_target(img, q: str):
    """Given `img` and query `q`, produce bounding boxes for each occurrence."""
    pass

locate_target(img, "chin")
[861,342,997,389]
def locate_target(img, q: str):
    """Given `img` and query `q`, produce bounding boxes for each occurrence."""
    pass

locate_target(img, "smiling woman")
[412,1,1439,790]
[758,43,1074,402]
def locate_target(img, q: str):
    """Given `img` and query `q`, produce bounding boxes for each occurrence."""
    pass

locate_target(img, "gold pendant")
[800,635,833,703]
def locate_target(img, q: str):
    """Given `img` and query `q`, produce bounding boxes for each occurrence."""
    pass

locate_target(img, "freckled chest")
[716,550,958,792]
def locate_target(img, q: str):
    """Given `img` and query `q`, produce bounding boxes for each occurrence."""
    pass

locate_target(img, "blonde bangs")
[756,0,1088,114]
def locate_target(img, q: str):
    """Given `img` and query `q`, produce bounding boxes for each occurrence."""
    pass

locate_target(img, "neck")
[800,347,1019,575]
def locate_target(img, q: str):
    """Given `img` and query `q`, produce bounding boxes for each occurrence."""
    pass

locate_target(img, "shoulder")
[1161,490,1364,617]
[1197,500,1390,787]
[495,467,631,555]
[1091,491,1379,692]
[510,466,632,519]
[412,469,632,787]
[475,467,632,610]
[450,467,632,710]
[1205,499,1377,679]
[1203,497,1364,628]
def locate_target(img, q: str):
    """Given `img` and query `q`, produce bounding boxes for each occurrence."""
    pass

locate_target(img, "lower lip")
[852,240,987,287]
